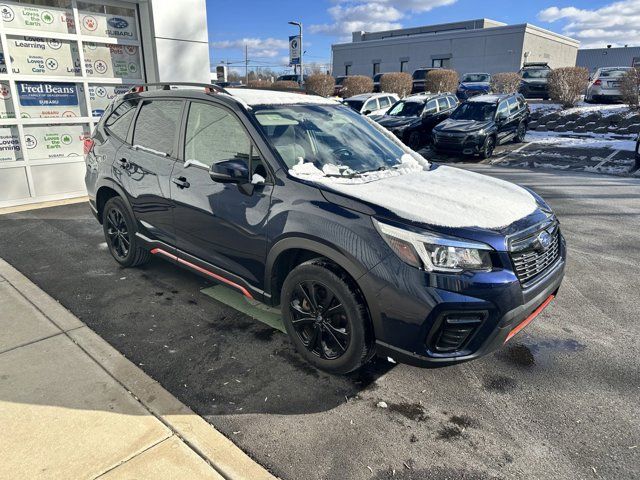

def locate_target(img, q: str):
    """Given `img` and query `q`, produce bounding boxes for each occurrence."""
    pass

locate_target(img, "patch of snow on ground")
[526,131,637,151]
[529,103,562,113]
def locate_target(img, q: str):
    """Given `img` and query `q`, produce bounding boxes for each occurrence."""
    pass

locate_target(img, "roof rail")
[128,82,229,95]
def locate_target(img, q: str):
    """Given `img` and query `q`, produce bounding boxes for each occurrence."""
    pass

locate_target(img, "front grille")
[434,132,466,146]
[510,223,561,285]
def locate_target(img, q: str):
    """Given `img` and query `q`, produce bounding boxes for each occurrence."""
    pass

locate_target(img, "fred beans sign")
[83,43,141,79]
[80,12,137,40]
[8,37,81,76]
[17,82,82,118]
[0,126,21,162]
[23,124,86,161]
[88,84,131,117]
[0,3,74,34]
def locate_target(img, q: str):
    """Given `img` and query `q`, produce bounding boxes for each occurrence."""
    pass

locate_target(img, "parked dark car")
[411,67,440,93]
[334,75,348,96]
[276,74,302,85]
[85,83,563,374]
[456,72,492,100]
[433,93,529,158]
[372,73,384,92]
[372,93,458,150]
[519,63,551,100]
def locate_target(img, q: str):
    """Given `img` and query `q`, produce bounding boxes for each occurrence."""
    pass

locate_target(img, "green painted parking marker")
[200,285,286,333]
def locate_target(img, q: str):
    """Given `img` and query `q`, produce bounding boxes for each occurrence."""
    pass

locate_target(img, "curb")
[0,257,276,480]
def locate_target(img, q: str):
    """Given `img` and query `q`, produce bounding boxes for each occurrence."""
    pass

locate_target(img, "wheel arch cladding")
[95,181,132,224]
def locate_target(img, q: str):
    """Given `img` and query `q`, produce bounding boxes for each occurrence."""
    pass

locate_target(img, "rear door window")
[105,99,138,142]
[424,99,438,114]
[364,98,379,112]
[447,96,458,108]
[133,100,183,156]
[378,96,391,109]
[496,100,509,118]
[437,97,449,111]
[507,97,519,114]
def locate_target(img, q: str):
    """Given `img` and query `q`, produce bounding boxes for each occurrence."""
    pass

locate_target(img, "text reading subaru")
[85,83,565,374]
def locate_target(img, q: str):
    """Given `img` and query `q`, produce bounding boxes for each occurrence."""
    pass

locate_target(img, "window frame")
[372,63,380,76]
[179,99,274,184]
[130,98,186,158]
[400,60,408,73]
[436,97,449,111]
[424,99,438,115]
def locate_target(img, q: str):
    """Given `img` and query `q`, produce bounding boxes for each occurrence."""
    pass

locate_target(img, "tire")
[280,259,373,374]
[479,135,496,159]
[407,131,422,151]
[514,121,527,143]
[102,196,151,268]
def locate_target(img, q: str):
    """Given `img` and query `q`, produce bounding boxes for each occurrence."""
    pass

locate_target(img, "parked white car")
[342,93,399,116]
[585,67,633,103]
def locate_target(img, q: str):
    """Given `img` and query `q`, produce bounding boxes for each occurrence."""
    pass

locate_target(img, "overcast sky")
[207,0,640,73]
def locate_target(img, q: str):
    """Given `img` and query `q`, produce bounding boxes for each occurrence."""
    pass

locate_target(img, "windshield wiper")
[354,165,394,175]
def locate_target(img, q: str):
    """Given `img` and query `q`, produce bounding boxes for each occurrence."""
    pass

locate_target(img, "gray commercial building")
[577,47,640,73]
[332,19,579,77]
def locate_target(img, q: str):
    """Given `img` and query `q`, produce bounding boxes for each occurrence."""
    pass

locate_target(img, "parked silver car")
[585,67,632,103]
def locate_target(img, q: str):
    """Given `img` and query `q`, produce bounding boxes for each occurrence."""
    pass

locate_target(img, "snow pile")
[227,88,338,106]
[526,131,637,151]
[290,161,538,229]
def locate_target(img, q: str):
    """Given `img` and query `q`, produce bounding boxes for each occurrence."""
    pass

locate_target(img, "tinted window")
[105,99,138,141]
[387,100,423,117]
[447,96,458,108]
[450,102,496,121]
[522,69,550,79]
[425,99,438,114]
[379,96,391,108]
[437,97,448,111]
[461,73,490,83]
[185,102,251,169]
[496,100,509,118]
[413,69,427,80]
[133,100,183,156]
[599,68,631,78]
[344,99,364,112]
[507,97,519,114]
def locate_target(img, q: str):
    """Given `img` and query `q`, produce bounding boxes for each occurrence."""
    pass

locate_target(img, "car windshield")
[462,74,490,83]
[386,100,423,117]
[343,99,364,111]
[599,69,631,78]
[252,104,406,174]
[335,77,346,85]
[522,69,550,79]
[450,102,496,121]
[412,70,428,80]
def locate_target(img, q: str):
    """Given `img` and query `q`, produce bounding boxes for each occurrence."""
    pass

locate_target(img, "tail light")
[130,85,145,93]
[83,138,95,155]
[593,79,602,86]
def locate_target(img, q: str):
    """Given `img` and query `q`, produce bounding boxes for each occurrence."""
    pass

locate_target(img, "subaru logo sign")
[108,17,129,29]
[536,231,552,251]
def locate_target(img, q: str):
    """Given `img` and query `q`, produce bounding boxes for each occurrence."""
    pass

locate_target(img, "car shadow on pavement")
[0,203,394,417]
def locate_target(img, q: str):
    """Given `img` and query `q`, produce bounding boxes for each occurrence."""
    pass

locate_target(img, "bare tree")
[548,67,589,107]
[425,69,458,93]
[380,72,412,98]
[341,76,374,97]
[305,73,335,97]
[491,72,521,94]
[620,67,640,109]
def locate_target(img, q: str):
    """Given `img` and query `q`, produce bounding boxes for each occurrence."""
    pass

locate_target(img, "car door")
[495,99,511,143]
[170,100,274,287]
[363,98,380,116]
[377,96,391,115]
[118,98,184,246]
[420,98,441,134]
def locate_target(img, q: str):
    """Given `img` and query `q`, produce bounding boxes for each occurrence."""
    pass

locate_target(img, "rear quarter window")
[133,100,183,156]
[104,99,138,142]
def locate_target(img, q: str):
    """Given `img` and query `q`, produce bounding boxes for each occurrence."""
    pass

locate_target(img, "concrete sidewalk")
[0,257,276,480]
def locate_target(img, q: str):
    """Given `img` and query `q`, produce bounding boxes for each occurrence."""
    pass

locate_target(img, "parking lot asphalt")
[0,164,638,480]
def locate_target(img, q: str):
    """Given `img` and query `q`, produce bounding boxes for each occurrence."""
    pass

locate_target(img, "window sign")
[83,43,141,79]
[23,124,87,161]
[0,81,16,119]
[88,84,131,117]
[7,36,81,76]
[78,10,137,40]
[17,82,84,118]
[0,2,75,34]
[0,126,21,162]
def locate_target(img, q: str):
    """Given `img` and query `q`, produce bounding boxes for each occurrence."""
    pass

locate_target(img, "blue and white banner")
[17,81,82,117]
[289,35,300,66]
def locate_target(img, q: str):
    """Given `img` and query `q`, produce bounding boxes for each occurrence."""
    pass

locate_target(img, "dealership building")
[0,0,210,208]
[332,18,579,78]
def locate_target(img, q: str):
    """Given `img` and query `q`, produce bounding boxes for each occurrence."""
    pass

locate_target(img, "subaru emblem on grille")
[536,231,552,251]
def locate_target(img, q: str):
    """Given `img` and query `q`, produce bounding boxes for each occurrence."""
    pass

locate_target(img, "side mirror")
[362,109,372,115]
[209,159,249,184]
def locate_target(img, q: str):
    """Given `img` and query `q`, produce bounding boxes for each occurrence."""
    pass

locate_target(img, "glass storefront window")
[23,123,88,161]
[0,1,75,34]
[0,126,22,161]
[88,83,131,117]
[0,81,17,119]
[77,2,137,40]
[16,81,86,118]
[83,42,141,79]
[7,36,82,76]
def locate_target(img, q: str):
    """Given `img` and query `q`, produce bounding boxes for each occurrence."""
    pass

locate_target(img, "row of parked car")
[342,90,530,158]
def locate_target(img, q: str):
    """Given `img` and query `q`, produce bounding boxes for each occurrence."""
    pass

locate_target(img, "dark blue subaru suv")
[85,83,565,374]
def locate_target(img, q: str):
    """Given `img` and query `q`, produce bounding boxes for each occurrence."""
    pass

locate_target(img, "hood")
[290,160,538,231]
[459,82,491,91]
[376,115,419,129]
[436,118,493,133]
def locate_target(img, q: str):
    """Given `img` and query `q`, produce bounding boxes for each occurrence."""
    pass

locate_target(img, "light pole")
[288,21,303,85]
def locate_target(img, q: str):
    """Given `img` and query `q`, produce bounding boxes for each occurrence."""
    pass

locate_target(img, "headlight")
[373,219,493,272]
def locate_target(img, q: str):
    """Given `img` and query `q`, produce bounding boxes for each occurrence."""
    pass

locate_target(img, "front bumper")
[359,232,567,367]
[433,132,485,155]
[519,84,549,98]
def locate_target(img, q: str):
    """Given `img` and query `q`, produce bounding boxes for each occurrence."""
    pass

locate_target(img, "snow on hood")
[289,159,537,229]
[437,118,492,133]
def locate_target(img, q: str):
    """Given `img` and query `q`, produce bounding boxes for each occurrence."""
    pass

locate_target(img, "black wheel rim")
[289,281,350,360]
[105,207,130,259]
[486,138,495,156]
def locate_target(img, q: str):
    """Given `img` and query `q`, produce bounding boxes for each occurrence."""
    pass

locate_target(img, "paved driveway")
[0,165,638,480]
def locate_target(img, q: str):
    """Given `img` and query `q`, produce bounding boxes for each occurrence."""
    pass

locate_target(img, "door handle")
[172,176,190,189]
[117,158,130,168]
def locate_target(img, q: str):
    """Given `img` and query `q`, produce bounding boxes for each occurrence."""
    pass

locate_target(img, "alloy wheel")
[289,281,351,360]
[105,207,130,259]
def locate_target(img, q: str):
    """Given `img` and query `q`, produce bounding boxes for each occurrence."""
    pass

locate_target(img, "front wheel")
[407,131,422,151]
[514,122,527,143]
[102,196,150,267]
[280,260,373,374]
[480,136,496,159]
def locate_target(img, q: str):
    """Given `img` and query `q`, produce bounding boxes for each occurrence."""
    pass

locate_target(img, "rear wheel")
[480,136,496,159]
[280,260,373,374]
[102,197,150,267]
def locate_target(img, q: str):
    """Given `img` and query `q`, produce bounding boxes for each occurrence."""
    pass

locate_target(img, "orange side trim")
[505,294,555,343]
[150,248,254,299]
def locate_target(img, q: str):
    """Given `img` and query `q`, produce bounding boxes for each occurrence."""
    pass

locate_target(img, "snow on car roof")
[226,88,339,107]
[346,93,393,101]
[468,94,505,103]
